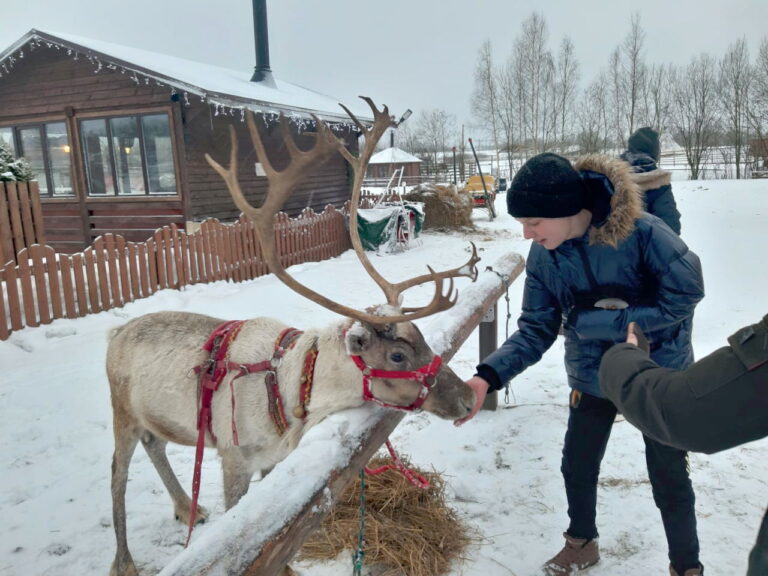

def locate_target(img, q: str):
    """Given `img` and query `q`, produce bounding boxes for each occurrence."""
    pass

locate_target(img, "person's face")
[516,217,573,250]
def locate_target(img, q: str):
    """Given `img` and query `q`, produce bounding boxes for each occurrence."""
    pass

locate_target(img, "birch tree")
[622,13,647,135]
[670,55,720,179]
[471,40,502,174]
[577,73,611,154]
[718,38,751,178]
[513,12,554,153]
[747,37,768,170]
[554,37,580,151]
[414,109,457,177]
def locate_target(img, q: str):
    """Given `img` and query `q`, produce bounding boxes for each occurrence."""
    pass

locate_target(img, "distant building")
[0,29,369,252]
[366,146,422,184]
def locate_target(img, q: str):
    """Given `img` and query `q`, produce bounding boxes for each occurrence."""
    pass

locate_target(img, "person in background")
[456,152,705,576]
[620,127,682,234]
[599,319,768,576]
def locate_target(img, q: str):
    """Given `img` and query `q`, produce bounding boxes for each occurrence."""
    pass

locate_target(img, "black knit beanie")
[627,127,660,161]
[507,153,585,218]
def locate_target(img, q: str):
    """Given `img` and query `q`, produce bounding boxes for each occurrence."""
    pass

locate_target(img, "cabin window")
[80,113,177,197]
[0,122,74,196]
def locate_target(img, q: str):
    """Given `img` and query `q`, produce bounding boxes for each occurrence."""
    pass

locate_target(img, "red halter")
[349,353,442,411]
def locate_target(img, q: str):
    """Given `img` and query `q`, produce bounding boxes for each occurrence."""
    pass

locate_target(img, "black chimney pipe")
[250,0,275,85]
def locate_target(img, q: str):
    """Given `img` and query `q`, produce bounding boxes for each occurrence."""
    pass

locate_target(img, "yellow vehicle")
[462,174,497,218]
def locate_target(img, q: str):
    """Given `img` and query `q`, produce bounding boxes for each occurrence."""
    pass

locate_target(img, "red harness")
[186,321,309,545]
[185,325,441,544]
[350,353,442,411]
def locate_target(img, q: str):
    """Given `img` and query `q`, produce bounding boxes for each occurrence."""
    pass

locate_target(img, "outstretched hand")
[626,322,650,354]
[454,376,489,426]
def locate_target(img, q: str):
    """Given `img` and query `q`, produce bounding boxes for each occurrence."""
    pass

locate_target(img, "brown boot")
[669,564,704,575]
[542,533,600,575]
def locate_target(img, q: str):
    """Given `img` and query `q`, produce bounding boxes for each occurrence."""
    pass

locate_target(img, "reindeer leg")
[110,421,140,576]
[220,448,254,510]
[141,431,208,525]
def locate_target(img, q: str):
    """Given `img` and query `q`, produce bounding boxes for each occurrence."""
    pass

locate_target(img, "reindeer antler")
[205,97,479,325]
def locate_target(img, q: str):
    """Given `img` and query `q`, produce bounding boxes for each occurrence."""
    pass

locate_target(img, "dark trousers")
[561,390,700,573]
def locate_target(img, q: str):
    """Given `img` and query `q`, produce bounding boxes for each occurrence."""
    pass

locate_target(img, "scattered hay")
[402,184,473,230]
[299,455,479,576]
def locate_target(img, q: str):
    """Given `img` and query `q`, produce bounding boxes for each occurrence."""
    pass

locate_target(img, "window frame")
[78,110,179,198]
[0,121,75,197]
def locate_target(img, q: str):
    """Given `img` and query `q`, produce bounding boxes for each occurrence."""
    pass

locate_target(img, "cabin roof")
[0,29,374,125]
[369,147,422,164]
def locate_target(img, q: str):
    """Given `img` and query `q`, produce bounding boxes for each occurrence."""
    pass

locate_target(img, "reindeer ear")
[345,322,374,355]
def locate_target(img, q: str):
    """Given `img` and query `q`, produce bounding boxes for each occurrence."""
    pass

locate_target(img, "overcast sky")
[2,0,767,132]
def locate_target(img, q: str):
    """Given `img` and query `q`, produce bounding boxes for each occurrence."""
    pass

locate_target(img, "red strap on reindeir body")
[185,323,305,546]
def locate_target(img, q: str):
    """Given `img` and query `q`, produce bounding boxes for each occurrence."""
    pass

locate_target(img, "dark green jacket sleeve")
[598,316,768,455]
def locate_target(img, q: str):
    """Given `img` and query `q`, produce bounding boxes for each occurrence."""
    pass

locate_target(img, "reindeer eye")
[390,352,406,363]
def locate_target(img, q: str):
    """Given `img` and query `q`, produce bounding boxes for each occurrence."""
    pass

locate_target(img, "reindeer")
[108,98,480,576]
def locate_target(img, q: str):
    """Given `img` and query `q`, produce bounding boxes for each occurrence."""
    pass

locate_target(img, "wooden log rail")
[157,251,525,576]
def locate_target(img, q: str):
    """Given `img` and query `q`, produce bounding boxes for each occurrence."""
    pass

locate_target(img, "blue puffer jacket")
[478,155,704,398]
[620,150,681,234]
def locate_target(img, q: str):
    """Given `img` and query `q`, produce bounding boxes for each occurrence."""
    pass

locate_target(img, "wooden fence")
[0,206,350,341]
[1,181,46,267]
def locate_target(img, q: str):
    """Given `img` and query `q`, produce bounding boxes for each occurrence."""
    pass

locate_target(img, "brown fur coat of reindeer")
[108,98,479,576]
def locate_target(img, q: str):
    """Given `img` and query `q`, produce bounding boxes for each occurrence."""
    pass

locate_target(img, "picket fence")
[1,181,46,267]
[0,206,350,341]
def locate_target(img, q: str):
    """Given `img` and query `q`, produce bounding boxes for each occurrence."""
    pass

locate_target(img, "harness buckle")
[271,356,282,369]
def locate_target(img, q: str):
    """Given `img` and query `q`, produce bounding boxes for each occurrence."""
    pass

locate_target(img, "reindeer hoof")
[110,555,139,576]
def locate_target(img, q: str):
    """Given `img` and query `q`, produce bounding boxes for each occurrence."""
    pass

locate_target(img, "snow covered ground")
[1,178,766,576]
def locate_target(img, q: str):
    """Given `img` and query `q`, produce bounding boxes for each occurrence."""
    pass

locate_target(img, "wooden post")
[157,252,526,576]
[480,302,498,411]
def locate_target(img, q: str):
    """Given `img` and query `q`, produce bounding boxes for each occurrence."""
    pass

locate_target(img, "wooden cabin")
[0,30,370,253]
[366,146,422,186]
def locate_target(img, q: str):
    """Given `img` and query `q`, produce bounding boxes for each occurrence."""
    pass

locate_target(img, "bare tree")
[471,40,502,174]
[670,54,720,179]
[719,38,752,179]
[393,121,421,154]
[577,73,611,154]
[607,47,626,148]
[747,37,768,165]
[414,109,458,178]
[605,14,649,147]
[513,12,555,153]
[641,63,673,130]
[497,58,520,175]
[554,37,580,152]
[622,13,647,135]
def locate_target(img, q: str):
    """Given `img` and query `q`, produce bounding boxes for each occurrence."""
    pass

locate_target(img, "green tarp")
[357,203,424,251]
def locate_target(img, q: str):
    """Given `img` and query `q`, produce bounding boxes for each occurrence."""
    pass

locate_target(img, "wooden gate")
[1,181,46,266]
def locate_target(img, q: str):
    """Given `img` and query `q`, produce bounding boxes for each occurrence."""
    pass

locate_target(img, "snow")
[0,30,372,124]
[369,147,423,165]
[1,179,767,576]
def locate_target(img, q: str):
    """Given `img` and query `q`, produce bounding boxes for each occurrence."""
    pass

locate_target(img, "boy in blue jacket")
[457,153,705,576]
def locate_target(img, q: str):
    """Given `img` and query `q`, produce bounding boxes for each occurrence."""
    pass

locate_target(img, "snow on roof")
[0,29,373,125]
[369,146,422,165]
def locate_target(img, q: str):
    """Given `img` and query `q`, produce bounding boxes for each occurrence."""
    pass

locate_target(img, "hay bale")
[299,455,478,576]
[402,184,473,230]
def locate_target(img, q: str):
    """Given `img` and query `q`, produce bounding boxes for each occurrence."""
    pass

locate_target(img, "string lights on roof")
[0,33,362,134]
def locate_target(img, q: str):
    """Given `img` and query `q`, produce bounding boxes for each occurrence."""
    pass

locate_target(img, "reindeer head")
[344,316,476,419]
[205,97,480,420]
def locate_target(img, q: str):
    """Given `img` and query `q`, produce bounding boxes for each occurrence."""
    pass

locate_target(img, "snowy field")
[0,178,766,576]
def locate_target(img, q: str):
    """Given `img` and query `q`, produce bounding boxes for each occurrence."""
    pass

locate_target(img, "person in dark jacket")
[599,318,768,576]
[456,152,706,576]
[620,127,682,234]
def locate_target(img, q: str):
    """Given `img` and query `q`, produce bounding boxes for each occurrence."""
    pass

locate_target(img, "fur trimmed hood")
[630,168,672,193]
[573,155,644,248]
